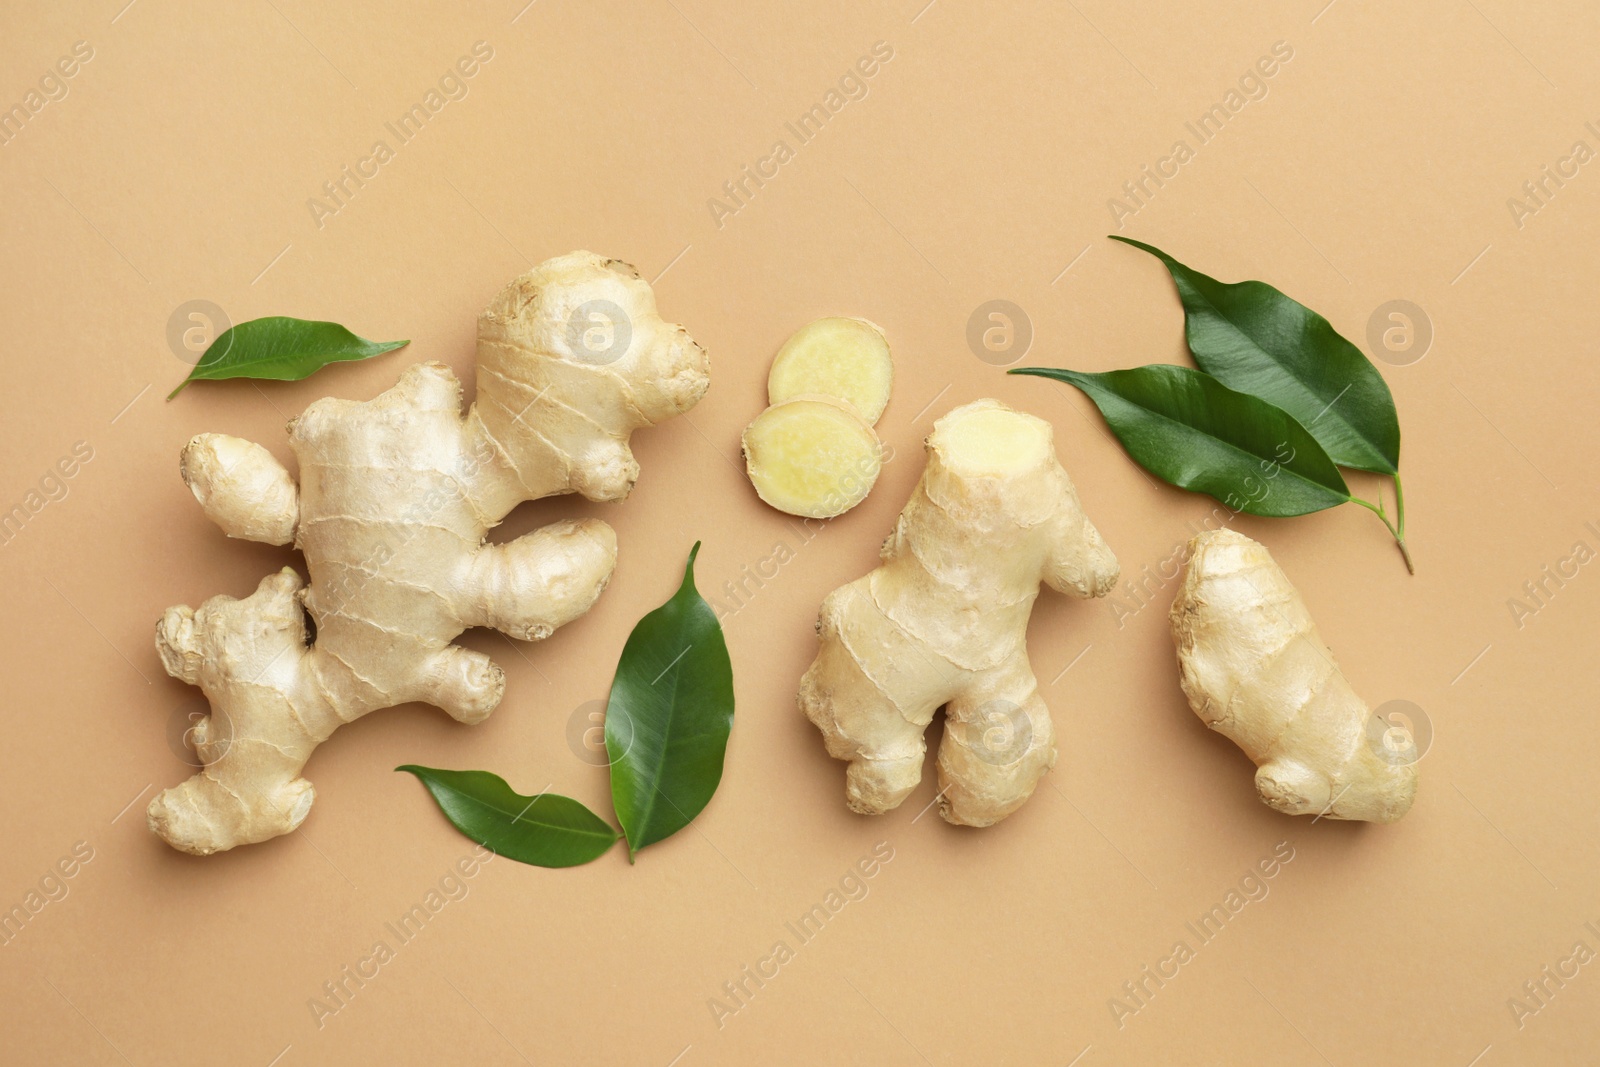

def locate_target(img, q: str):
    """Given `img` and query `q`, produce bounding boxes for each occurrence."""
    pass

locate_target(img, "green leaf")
[606,542,735,860]
[1110,236,1400,474]
[397,766,619,868]
[1011,365,1351,517]
[168,317,408,399]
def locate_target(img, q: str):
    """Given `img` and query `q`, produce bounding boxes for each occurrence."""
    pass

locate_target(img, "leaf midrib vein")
[1086,380,1345,497]
[452,790,614,843]
[627,643,692,848]
[1186,284,1385,461]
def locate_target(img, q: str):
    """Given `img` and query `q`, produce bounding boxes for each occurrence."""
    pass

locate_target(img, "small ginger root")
[799,399,1119,826]
[150,251,709,854]
[742,396,883,519]
[1170,529,1417,822]
[743,318,893,518]
[767,317,893,423]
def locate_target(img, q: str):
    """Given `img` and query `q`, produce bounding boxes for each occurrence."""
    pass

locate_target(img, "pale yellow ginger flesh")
[766,317,893,424]
[742,396,883,519]
[150,251,709,855]
[1170,529,1417,823]
[799,399,1119,827]
[744,318,893,518]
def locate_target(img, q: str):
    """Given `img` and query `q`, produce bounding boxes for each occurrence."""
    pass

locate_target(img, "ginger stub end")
[931,404,1051,477]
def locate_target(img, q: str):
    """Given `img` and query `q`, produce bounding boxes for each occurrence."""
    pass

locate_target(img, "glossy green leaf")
[606,542,734,860]
[397,766,618,868]
[168,317,408,399]
[1011,365,1351,517]
[1110,236,1400,474]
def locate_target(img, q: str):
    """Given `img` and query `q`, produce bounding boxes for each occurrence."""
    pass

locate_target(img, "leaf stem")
[1349,494,1414,574]
[1391,472,1406,540]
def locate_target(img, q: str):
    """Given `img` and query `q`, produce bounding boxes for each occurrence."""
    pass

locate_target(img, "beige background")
[2,0,1597,1063]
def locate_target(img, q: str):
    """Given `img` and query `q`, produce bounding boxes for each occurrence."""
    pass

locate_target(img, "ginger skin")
[151,252,709,854]
[799,400,1119,827]
[1170,529,1417,823]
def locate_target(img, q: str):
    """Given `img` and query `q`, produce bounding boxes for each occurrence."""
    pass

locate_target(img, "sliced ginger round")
[767,318,893,424]
[742,397,883,518]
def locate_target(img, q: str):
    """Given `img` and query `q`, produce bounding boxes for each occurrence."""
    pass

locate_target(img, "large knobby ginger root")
[799,399,1119,826]
[151,251,709,854]
[1170,529,1417,823]
[743,318,892,519]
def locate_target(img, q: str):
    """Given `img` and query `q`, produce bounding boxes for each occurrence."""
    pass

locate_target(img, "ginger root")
[1170,529,1417,822]
[799,399,1119,826]
[743,318,892,518]
[151,251,709,854]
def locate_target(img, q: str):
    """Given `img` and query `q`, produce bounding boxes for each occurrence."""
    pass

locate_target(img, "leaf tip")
[166,380,189,400]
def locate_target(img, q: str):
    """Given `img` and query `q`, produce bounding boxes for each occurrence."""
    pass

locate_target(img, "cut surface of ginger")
[934,404,1051,477]
[766,318,893,424]
[742,396,882,518]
